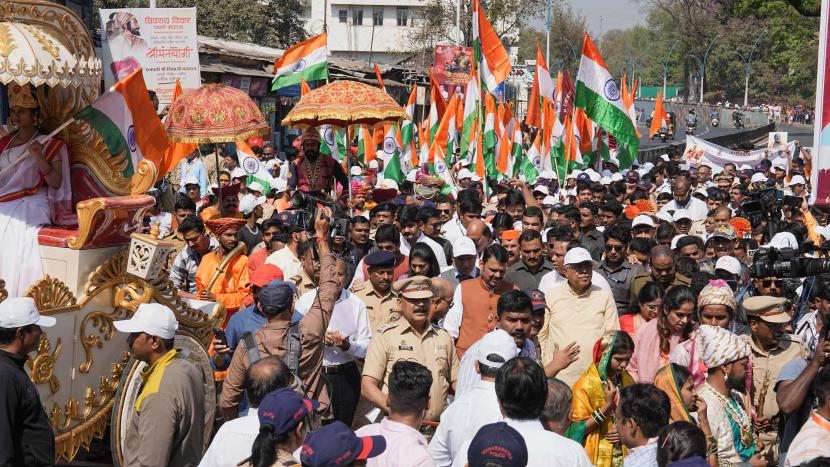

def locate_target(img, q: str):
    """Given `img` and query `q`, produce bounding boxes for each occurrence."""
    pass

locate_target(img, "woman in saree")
[620,282,665,336]
[654,363,718,467]
[569,330,636,467]
[0,84,73,296]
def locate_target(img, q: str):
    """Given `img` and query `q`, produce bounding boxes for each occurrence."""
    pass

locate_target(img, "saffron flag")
[574,33,639,168]
[74,68,168,178]
[526,38,554,128]
[472,0,512,93]
[300,78,312,96]
[272,33,328,91]
[237,139,274,193]
[650,90,669,138]
[374,63,385,90]
[429,70,448,143]
[157,79,195,177]
[357,126,377,164]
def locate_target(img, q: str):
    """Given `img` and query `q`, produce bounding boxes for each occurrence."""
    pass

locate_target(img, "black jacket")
[0,349,55,467]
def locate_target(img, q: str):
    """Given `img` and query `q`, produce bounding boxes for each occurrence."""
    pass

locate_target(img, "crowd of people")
[4,124,830,467]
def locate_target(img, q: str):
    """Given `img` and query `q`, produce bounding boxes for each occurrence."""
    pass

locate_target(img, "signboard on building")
[433,45,473,100]
[813,0,830,205]
[99,8,200,106]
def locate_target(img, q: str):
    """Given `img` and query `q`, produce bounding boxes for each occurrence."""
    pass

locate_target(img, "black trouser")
[322,361,361,426]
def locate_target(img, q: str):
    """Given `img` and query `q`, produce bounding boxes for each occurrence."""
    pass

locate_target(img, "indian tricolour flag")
[459,66,480,162]
[74,68,168,178]
[574,33,639,168]
[272,33,328,91]
[472,0,512,94]
[401,85,417,167]
[237,139,274,193]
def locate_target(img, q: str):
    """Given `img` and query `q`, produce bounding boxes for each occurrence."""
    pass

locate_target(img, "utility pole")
[662,40,679,98]
[700,35,720,104]
[545,0,551,66]
[736,30,767,108]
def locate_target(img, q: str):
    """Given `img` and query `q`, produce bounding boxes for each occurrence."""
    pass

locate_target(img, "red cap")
[250,264,284,287]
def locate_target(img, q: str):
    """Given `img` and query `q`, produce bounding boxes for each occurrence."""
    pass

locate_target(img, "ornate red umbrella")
[282,80,405,128]
[165,84,269,143]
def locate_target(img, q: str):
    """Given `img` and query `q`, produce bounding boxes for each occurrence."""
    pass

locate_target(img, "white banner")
[100,8,200,106]
[683,135,796,173]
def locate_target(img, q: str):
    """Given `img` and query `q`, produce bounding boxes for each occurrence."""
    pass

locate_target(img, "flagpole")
[545,0,551,67]
[0,118,75,179]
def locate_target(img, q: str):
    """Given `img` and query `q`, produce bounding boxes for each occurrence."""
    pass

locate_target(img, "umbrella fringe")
[167,128,269,144]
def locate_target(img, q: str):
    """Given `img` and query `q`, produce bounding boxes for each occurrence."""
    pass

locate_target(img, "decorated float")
[0,1,222,464]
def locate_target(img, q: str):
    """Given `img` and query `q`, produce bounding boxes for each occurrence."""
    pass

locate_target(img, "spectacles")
[438,209,451,214]
[761,279,784,288]
[605,244,625,251]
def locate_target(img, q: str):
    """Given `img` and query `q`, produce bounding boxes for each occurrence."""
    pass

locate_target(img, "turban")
[500,230,520,241]
[211,183,241,199]
[302,127,322,144]
[697,325,750,369]
[351,179,370,197]
[697,279,737,312]
[205,218,245,236]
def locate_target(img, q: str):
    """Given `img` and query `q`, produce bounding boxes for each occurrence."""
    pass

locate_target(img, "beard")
[726,373,745,391]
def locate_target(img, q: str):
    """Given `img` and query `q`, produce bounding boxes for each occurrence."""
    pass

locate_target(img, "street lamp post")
[700,35,721,104]
[663,40,680,98]
[734,31,767,108]
[687,54,703,102]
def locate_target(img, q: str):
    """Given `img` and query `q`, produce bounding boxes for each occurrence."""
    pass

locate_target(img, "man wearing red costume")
[288,128,349,198]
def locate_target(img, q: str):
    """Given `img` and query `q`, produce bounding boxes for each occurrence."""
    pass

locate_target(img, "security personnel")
[351,250,400,332]
[742,295,806,464]
[360,276,459,424]
[288,242,318,299]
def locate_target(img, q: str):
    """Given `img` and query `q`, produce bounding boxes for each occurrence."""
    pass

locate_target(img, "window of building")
[352,9,363,25]
[396,7,409,27]
[338,10,348,23]
[373,8,384,26]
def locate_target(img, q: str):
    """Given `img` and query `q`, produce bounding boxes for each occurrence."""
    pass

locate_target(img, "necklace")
[304,156,322,187]
[704,382,753,448]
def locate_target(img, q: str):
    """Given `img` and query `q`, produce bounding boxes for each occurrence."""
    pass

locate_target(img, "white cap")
[542,195,557,207]
[542,227,552,243]
[818,226,830,240]
[632,214,655,228]
[230,167,246,179]
[182,176,200,187]
[571,169,583,178]
[406,169,419,183]
[657,211,674,224]
[564,247,593,265]
[642,162,655,171]
[239,193,266,215]
[539,170,555,180]
[588,171,601,182]
[773,164,787,172]
[739,164,752,171]
[470,173,482,182]
[611,173,624,182]
[113,303,178,339]
[477,329,519,369]
[272,177,288,193]
[750,173,767,183]
[380,179,399,190]
[247,181,265,194]
[600,176,612,185]
[660,154,670,161]
[0,297,55,328]
[715,256,741,275]
[672,209,692,222]
[532,185,549,195]
[670,234,686,250]
[608,156,621,167]
[457,168,473,180]
[767,232,798,250]
[454,237,477,257]
[368,160,379,169]
[350,166,363,176]
[788,175,806,186]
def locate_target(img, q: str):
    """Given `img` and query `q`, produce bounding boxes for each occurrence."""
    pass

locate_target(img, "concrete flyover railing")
[634,100,772,129]
[637,123,776,164]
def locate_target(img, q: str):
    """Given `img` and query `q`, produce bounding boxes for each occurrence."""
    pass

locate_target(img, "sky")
[532,0,644,35]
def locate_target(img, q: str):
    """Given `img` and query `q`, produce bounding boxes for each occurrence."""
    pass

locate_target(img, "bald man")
[629,245,692,306]
[465,219,491,255]
[429,277,454,323]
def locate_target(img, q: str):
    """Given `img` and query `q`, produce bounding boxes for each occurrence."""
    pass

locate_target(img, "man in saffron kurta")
[196,218,250,327]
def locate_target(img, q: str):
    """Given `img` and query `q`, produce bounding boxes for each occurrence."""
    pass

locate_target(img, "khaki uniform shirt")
[288,269,317,299]
[744,334,806,421]
[362,320,459,422]
[350,280,400,332]
[628,273,692,309]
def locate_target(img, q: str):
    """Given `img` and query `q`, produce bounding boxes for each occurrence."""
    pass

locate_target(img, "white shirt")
[428,380,502,467]
[295,289,371,365]
[400,233,450,272]
[455,334,535,398]
[658,196,709,222]
[451,418,593,467]
[198,408,259,467]
[538,269,613,295]
[442,216,467,246]
[356,417,435,467]
[442,284,468,339]
[265,246,302,279]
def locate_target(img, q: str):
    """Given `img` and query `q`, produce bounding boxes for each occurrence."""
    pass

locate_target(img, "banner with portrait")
[812,0,830,205]
[683,135,795,173]
[433,45,473,101]
[99,8,200,106]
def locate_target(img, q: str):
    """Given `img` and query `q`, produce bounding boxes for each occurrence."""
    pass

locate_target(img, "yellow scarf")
[134,349,179,412]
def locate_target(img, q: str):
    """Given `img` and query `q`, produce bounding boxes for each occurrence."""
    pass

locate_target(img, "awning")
[0,21,101,88]
[200,58,274,78]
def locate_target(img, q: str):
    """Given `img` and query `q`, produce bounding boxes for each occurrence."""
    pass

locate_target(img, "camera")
[750,245,830,279]
[290,191,334,232]
[330,217,349,239]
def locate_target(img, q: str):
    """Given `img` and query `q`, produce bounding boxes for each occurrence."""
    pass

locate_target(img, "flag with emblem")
[401,85,418,167]
[319,125,346,161]
[472,0,512,93]
[74,68,169,178]
[237,139,273,193]
[520,129,542,183]
[429,93,461,187]
[272,33,328,91]
[459,66,481,162]
[357,126,377,164]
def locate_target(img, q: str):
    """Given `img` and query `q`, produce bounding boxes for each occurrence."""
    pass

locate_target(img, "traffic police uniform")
[362,276,459,423]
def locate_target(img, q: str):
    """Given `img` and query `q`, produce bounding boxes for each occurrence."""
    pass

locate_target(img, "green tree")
[94,0,306,48]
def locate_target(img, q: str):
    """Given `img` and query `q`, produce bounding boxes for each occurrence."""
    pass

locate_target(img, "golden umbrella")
[282,80,406,128]
[165,83,269,143]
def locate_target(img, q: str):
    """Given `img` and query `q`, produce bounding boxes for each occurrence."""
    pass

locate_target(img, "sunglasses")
[762,279,784,288]
[605,244,625,251]
[438,209,451,214]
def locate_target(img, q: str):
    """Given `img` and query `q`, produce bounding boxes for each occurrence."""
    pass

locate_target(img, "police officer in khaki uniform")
[288,243,318,299]
[742,295,806,464]
[351,250,400,332]
[361,276,459,424]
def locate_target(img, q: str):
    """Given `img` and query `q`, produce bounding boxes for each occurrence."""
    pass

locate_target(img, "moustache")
[510,330,525,338]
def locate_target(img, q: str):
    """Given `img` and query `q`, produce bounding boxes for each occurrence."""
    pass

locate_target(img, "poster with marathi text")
[99,8,200,106]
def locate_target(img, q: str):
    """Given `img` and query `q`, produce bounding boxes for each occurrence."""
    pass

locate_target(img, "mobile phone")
[213,328,228,348]
[783,195,802,210]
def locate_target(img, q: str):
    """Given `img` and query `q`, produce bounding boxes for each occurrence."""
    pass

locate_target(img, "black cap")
[259,280,297,310]
[364,250,396,268]
[467,422,528,467]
